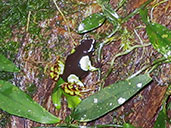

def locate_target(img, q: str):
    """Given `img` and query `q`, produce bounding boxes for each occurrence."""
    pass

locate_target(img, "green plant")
[0,54,60,124]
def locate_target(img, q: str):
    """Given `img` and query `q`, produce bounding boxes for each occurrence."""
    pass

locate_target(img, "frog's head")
[76,39,96,54]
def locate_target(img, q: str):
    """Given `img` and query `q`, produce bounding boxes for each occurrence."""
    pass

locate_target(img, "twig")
[97,25,121,80]
[97,25,121,63]
[115,0,127,11]
[134,28,145,61]
[26,11,31,32]
[150,0,168,22]
[103,43,151,81]
[128,57,171,79]
[53,0,76,45]
[121,0,153,23]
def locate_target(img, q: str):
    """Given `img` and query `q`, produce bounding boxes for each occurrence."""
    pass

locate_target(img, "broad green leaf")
[77,13,106,33]
[154,107,167,128]
[123,123,136,128]
[71,74,152,122]
[146,23,171,58]
[64,93,81,109]
[140,9,171,59]
[0,54,19,72]
[0,80,60,124]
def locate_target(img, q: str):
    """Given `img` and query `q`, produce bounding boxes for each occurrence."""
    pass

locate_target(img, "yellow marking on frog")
[61,82,83,96]
[75,91,81,96]
[50,72,55,78]
[65,87,74,95]
[54,77,58,81]
[54,68,58,73]
[68,85,73,89]
[71,48,76,54]
[50,66,54,72]
[49,58,65,82]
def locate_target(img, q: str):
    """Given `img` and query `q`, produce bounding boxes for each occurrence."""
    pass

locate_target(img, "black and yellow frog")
[49,39,97,96]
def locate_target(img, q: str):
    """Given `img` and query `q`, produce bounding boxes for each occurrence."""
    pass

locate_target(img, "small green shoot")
[52,77,81,110]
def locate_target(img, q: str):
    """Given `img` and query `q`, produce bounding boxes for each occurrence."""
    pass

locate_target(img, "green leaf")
[77,13,106,33]
[123,123,136,128]
[154,107,167,128]
[71,74,152,122]
[52,78,64,109]
[139,8,148,24]
[0,80,60,124]
[140,9,171,59]
[146,23,171,58]
[52,87,63,110]
[64,93,81,109]
[52,77,81,109]
[0,54,19,72]
[167,100,171,110]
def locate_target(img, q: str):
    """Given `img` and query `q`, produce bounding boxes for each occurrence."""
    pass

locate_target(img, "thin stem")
[134,28,145,61]
[121,0,153,23]
[115,0,127,11]
[53,0,75,45]
[97,25,121,63]
[128,57,170,79]
[134,29,143,45]
[127,65,150,80]
[147,57,171,74]
[103,43,151,81]
[97,25,121,81]
[96,124,123,128]
[150,0,168,22]
[26,11,31,32]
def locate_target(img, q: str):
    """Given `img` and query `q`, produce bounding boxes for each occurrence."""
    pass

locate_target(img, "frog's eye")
[50,60,64,81]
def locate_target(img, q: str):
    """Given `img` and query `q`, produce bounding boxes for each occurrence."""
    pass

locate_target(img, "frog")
[49,38,97,96]
[61,38,97,81]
